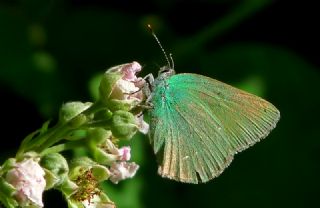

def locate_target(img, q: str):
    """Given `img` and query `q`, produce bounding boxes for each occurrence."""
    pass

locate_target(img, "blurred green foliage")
[0,0,319,208]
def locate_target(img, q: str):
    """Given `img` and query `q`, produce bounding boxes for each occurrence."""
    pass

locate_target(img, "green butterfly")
[144,29,280,184]
[145,65,280,184]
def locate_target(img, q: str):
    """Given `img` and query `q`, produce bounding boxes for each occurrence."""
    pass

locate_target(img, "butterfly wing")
[148,73,280,184]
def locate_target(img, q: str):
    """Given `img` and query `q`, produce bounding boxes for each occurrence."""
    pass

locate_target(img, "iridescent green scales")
[148,71,280,184]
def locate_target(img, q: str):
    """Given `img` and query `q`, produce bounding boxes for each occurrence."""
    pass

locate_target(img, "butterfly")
[144,26,280,184]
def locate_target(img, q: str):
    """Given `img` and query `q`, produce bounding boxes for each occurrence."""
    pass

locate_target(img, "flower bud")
[59,102,92,124]
[40,153,69,189]
[68,114,88,128]
[87,128,112,145]
[99,62,145,112]
[111,110,138,140]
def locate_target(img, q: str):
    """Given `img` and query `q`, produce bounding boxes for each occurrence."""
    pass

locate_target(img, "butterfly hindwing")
[149,73,280,184]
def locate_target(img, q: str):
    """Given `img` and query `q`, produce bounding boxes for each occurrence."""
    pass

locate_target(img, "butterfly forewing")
[149,73,280,184]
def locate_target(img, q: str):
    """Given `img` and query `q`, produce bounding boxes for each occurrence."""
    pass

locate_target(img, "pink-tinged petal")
[6,159,46,207]
[110,62,144,105]
[135,114,149,134]
[121,61,142,82]
[109,162,139,184]
[100,61,145,111]
[116,79,139,94]
[118,147,131,161]
[104,139,120,155]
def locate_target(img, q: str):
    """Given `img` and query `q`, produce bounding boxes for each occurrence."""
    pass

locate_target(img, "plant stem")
[18,101,107,155]
[39,141,85,156]
[35,124,72,152]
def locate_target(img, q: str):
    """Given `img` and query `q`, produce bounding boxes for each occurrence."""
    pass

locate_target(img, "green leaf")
[40,120,51,135]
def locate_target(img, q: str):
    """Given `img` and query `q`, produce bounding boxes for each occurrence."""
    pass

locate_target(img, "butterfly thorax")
[150,66,174,94]
[146,66,176,107]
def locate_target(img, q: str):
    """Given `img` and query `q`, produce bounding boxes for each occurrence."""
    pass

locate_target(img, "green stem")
[18,101,107,155]
[18,123,62,155]
[39,141,85,156]
[36,102,106,152]
[35,124,72,152]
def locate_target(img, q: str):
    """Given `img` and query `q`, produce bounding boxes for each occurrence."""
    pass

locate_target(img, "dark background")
[0,0,319,207]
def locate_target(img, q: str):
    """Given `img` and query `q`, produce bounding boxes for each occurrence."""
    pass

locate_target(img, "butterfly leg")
[130,73,155,111]
[131,99,154,115]
[128,74,154,113]
[142,73,155,98]
[144,73,155,86]
[136,103,154,110]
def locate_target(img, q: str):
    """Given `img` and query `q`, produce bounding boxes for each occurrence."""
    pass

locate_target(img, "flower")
[109,162,139,184]
[103,139,131,161]
[121,61,142,82]
[117,61,145,102]
[5,158,46,207]
[93,134,134,167]
[99,61,146,112]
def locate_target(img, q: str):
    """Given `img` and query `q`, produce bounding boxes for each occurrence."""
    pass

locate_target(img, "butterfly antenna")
[169,53,174,70]
[147,24,172,69]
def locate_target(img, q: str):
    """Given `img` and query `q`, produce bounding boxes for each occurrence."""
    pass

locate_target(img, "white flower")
[120,62,146,101]
[109,162,139,184]
[6,158,46,207]
[108,61,145,104]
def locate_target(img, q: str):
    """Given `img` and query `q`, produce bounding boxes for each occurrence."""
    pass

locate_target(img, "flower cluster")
[0,62,148,208]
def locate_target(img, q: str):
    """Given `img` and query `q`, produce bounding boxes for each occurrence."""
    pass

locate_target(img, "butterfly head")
[158,66,175,79]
